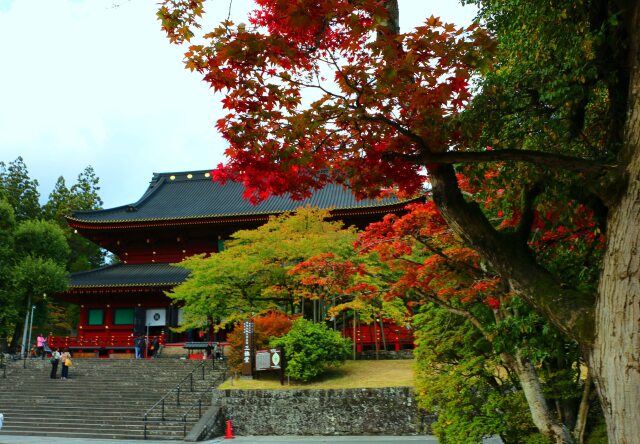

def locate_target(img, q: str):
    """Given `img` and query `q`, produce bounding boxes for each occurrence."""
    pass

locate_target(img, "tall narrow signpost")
[241,320,254,379]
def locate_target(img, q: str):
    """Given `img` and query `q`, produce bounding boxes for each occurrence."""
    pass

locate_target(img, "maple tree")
[158,0,639,441]
[293,197,601,442]
[168,208,357,330]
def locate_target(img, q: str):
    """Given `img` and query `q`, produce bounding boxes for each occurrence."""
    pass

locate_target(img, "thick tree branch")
[429,164,595,347]
[415,289,490,337]
[358,113,429,151]
[516,183,542,242]
[415,149,615,176]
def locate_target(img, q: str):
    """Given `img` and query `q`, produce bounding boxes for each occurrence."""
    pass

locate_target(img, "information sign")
[255,348,285,384]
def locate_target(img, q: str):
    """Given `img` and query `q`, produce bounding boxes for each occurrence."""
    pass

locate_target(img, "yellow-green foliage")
[414,305,542,443]
[167,208,357,331]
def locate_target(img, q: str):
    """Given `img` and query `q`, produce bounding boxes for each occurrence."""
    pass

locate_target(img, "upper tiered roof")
[67,170,415,225]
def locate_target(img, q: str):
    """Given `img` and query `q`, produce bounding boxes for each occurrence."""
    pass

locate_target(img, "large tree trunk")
[589,3,640,440]
[501,352,574,444]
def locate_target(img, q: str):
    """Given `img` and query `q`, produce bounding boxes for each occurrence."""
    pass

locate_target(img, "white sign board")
[146,309,166,326]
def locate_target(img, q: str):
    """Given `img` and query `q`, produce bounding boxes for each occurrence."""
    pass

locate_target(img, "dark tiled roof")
[68,170,410,224]
[69,263,190,288]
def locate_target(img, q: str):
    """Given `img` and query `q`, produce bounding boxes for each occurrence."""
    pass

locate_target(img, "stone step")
[0,357,224,440]
[0,429,183,440]
[0,417,206,431]
[5,412,174,421]
[3,385,218,394]
[3,411,204,422]
[0,400,210,411]
[1,419,192,430]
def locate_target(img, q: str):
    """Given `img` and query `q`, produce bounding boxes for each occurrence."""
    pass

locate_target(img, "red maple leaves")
[159,0,495,202]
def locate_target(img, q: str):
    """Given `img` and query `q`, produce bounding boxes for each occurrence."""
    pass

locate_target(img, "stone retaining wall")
[213,387,434,436]
[357,350,414,360]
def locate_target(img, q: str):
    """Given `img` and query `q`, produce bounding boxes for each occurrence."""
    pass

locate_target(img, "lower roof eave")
[54,285,177,303]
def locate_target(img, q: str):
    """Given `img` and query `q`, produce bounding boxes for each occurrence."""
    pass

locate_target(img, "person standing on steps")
[60,349,71,380]
[36,334,46,359]
[149,337,159,358]
[134,336,145,359]
[50,348,61,378]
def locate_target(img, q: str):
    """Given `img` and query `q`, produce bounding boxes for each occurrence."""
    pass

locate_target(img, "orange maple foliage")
[225,310,294,372]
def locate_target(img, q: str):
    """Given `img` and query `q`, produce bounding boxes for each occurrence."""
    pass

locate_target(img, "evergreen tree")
[70,166,103,211]
[42,176,71,224]
[0,158,105,349]
[0,157,41,222]
[44,166,105,271]
[0,207,69,351]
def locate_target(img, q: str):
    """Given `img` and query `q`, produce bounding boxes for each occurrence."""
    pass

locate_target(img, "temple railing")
[47,334,165,350]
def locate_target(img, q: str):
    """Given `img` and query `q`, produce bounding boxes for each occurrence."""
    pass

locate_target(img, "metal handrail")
[174,360,227,438]
[143,357,225,439]
[178,378,224,436]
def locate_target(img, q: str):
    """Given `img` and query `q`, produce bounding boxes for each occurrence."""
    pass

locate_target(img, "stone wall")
[357,350,414,360]
[213,387,434,436]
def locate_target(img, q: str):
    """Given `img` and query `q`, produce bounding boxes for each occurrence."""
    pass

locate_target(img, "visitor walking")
[36,334,46,359]
[50,348,61,379]
[134,336,145,359]
[60,349,72,380]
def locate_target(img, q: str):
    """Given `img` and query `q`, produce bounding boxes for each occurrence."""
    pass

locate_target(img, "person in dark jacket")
[50,348,61,378]
[149,337,159,358]
[134,336,145,359]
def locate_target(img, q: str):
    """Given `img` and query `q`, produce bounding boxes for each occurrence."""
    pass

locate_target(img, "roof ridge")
[130,174,168,210]
[152,168,213,177]
[68,174,170,218]
[69,263,121,277]
[66,173,424,225]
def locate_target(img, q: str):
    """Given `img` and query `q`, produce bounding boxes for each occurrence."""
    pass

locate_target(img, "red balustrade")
[48,333,165,350]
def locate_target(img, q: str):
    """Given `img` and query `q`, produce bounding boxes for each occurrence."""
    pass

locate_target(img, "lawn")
[218,359,415,390]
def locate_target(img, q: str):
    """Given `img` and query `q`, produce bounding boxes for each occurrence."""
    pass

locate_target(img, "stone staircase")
[0,357,226,440]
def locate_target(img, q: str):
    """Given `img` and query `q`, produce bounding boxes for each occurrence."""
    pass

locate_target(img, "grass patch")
[218,359,415,390]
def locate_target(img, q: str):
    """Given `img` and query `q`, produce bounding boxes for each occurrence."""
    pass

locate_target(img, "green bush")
[270,318,351,382]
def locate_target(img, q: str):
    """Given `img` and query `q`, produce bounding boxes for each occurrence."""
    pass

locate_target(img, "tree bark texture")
[589,3,640,441]
[502,352,574,444]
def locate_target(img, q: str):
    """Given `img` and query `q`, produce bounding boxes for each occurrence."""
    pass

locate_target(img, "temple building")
[52,170,418,355]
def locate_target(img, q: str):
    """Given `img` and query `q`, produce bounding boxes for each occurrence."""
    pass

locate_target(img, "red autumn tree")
[158,1,640,441]
[225,310,294,372]
[293,194,603,441]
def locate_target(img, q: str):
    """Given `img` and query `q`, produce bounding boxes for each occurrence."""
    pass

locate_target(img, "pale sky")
[0,0,477,209]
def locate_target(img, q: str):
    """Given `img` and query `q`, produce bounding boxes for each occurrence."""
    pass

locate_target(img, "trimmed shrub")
[270,318,351,382]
